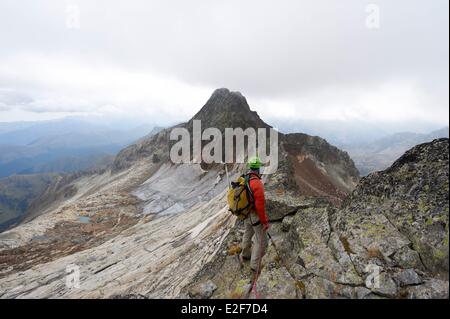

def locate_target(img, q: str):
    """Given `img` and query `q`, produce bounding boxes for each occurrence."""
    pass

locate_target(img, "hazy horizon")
[1,1,449,132]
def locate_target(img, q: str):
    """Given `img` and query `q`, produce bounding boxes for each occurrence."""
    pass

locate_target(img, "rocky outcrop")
[336,138,449,277]
[189,88,271,131]
[187,139,449,299]
[278,133,359,205]
[112,129,172,172]
[342,127,449,176]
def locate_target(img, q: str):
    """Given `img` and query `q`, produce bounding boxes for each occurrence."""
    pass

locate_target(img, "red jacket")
[247,172,269,226]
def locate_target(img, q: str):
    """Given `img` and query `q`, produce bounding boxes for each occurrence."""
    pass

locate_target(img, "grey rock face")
[281,215,294,232]
[265,194,314,221]
[189,280,218,299]
[287,206,363,286]
[407,279,449,299]
[191,139,449,299]
[338,138,449,277]
[254,267,298,299]
[369,273,398,298]
[112,128,171,172]
[355,287,372,299]
[395,269,422,287]
[190,88,270,131]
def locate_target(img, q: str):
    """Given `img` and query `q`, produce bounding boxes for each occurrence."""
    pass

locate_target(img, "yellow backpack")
[227,174,255,220]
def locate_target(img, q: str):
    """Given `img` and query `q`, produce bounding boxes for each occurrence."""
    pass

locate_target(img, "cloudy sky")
[0,0,448,131]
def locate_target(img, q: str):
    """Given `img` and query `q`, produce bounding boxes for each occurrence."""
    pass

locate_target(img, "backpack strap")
[244,174,255,203]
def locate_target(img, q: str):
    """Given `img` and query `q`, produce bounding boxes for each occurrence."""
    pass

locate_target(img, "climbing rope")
[246,228,267,299]
[267,232,284,267]
[245,230,301,299]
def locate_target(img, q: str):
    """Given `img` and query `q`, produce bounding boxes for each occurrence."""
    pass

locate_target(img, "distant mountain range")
[269,118,448,147]
[0,119,161,231]
[269,118,390,146]
[341,127,449,175]
[0,119,160,178]
[266,118,448,176]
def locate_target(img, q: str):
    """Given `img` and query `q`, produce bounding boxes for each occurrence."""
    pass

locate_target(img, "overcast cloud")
[0,0,448,130]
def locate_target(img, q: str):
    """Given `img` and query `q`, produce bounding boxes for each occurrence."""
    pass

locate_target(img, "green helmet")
[247,156,262,169]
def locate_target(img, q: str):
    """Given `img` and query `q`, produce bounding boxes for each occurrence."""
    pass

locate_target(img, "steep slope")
[189,139,448,299]
[0,157,237,297]
[0,89,359,298]
[337,138,449,276]
[280,133,359,204]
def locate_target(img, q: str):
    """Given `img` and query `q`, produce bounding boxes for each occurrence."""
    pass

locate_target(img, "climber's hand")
[263,223,270,231]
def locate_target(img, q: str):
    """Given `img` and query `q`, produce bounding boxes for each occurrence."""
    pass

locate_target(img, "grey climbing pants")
[241,213,268,270]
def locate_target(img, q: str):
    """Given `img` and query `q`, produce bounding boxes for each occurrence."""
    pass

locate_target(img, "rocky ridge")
[187,139,449,299]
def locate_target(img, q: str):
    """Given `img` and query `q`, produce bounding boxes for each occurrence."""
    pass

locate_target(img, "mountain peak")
[190,88,270,130]
[194,88,250,117]
[211,88,243,98]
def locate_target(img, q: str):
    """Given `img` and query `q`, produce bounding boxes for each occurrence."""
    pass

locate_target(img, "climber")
[240,156,270,272]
